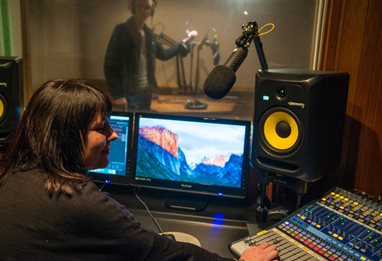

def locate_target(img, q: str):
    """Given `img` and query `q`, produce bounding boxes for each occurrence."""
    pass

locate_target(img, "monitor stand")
[164,198,208,212]
[160,231,201,247]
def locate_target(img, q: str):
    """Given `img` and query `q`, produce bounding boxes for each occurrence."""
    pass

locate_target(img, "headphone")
[131,0,157,16]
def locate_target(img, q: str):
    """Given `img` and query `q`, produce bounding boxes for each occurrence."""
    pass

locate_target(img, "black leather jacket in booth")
[104,17,183,106]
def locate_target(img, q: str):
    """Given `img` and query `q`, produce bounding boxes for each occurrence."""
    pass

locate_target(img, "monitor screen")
[89,111,133,185]
[131,113,251,199]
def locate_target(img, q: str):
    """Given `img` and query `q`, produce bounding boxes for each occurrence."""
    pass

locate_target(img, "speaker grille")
[259,107,302,154]
[0,93,6,121]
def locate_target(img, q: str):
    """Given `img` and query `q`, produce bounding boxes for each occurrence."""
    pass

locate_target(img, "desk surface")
[103,185,261,258]
[131,209,249,258]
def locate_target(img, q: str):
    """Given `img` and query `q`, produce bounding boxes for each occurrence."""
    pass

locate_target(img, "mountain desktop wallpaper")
[135,118,247,188]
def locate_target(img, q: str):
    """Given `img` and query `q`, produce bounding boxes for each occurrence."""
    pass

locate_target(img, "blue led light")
[217,192,224,196]
[211,213,225,226]
[105,179,111,184]
[263,95,270,101]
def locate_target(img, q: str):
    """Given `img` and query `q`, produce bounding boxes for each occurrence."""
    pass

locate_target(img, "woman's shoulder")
[71,181,129,217]
[6,168,48,187]
[66,181,144,235]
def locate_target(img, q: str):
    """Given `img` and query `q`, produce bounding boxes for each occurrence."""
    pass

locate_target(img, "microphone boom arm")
[253,30,268,71]
[235,21,268,71]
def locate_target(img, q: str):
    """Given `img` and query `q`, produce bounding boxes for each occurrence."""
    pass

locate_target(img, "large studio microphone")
[203,46,248,99]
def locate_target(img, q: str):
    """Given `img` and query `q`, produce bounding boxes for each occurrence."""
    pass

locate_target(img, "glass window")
[21,0,319,120]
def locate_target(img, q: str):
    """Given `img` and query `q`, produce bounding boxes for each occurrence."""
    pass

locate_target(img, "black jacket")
[104,17,180,98]
[0,169,233,260]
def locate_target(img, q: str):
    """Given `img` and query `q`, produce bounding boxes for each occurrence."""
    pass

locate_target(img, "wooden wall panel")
[352,0,382,196]
[321,0,382,197]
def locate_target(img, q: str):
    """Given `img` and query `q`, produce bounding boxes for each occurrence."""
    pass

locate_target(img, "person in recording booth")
[104,0,190,112]
[0,79,279,260]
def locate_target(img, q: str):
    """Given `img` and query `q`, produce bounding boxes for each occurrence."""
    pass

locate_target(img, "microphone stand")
[186,29,225,110]
[194,28,220,91]
[185,38,208,110]
[156,33,188,91]
[156,31,208,110]
[185,28,222,110]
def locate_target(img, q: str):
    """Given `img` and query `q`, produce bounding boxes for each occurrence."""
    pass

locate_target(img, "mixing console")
[230,187,382,261]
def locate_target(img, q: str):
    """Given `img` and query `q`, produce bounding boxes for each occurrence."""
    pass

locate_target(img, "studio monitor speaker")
[0,57,23,150]
[252,69,349,182]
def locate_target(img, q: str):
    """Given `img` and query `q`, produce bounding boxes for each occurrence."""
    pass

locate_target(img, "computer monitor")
[131,113,251,209]
[89,111,133,185]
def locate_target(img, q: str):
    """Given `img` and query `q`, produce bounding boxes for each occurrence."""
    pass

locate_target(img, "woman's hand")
[239,243,279,261]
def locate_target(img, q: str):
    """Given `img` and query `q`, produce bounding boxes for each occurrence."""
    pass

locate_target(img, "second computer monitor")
[89,111,133,185]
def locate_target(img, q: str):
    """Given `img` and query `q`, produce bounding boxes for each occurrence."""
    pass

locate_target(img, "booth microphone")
[203,21,268,100]
[203,46,248,99]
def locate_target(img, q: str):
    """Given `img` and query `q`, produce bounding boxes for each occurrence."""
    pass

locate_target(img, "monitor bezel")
[130,112,251,199]
[88,111,134,185]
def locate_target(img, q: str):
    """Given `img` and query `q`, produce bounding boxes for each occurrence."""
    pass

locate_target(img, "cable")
[97,181,164,233]
[98,179,111,192]
[258,23,275,36]
[133,187,164,233]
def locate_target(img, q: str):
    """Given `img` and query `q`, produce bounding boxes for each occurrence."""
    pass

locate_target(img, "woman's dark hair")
[0,79,112,196]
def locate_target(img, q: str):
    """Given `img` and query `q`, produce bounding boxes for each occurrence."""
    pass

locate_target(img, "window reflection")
[21,0,318,120]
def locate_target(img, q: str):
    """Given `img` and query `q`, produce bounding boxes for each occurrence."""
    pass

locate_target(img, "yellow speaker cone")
[263,111,299,151]
[0,98,4,119]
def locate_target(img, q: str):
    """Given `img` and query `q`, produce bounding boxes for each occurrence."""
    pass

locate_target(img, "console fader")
[230,187,382,261]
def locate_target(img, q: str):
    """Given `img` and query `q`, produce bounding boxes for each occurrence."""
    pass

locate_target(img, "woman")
[0,79,278,260]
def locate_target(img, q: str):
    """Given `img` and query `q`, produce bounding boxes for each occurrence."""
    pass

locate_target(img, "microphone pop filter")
[203,65,236,99]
